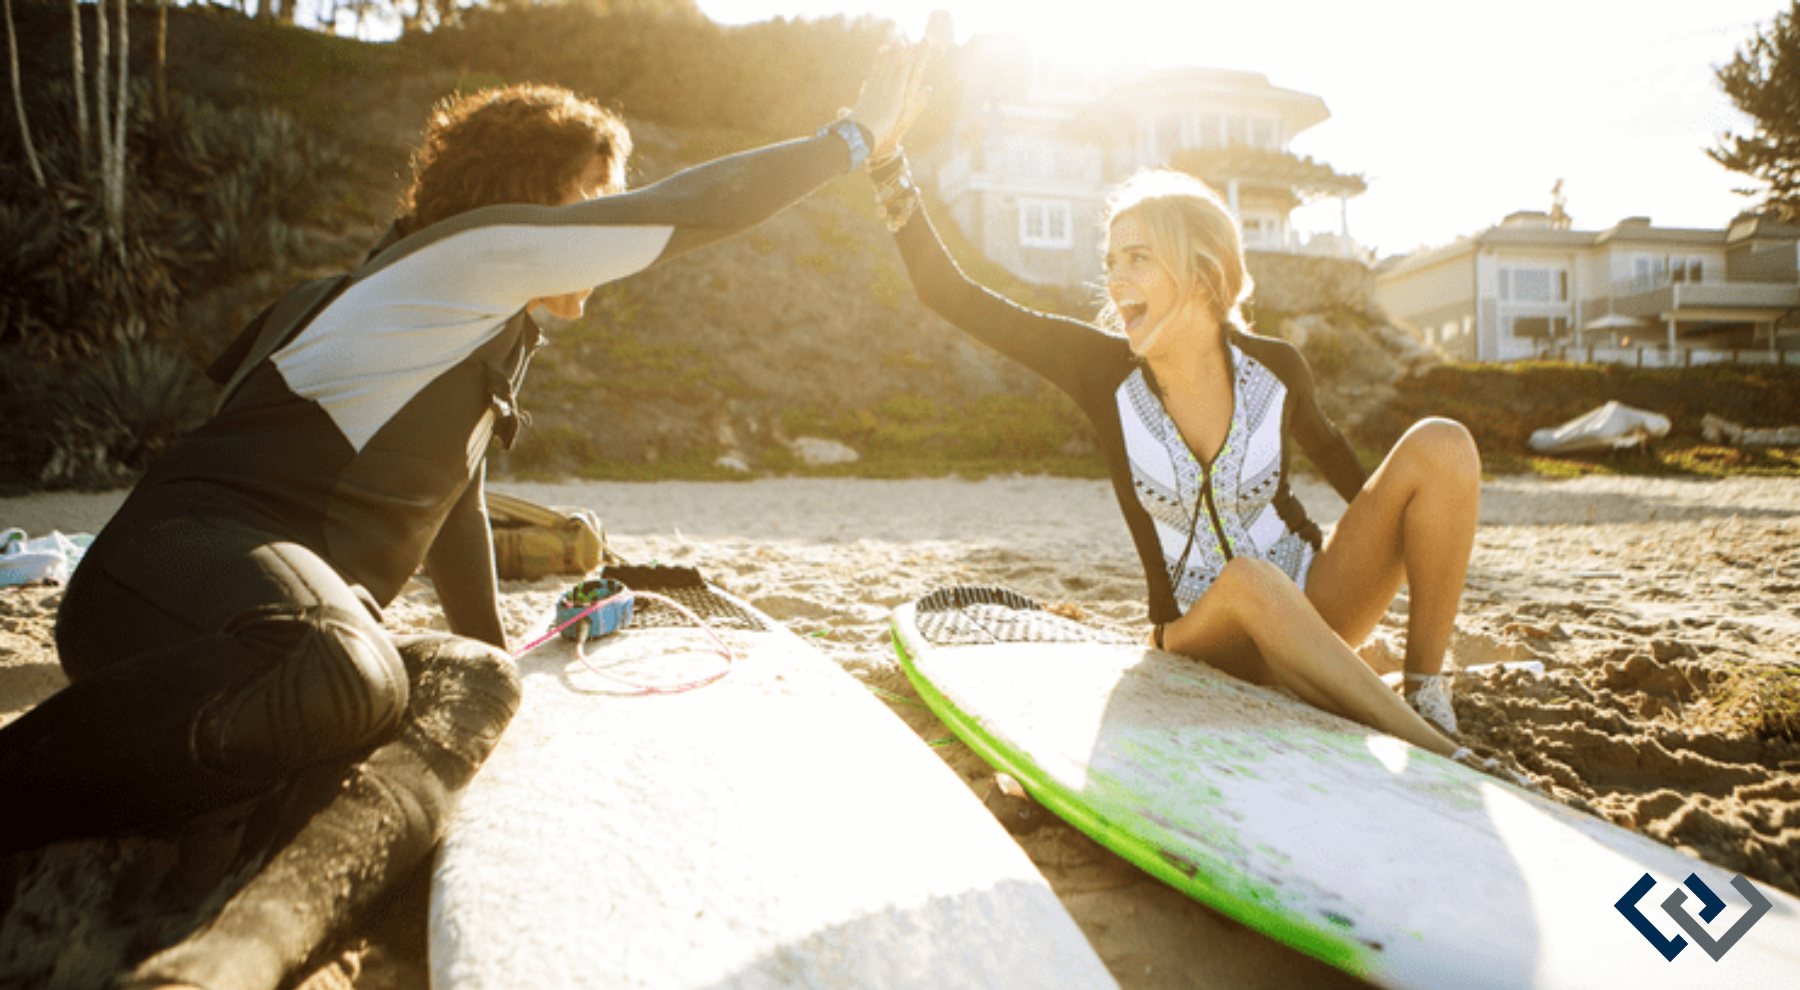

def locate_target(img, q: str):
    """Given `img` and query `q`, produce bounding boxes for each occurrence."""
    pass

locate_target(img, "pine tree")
[1712,2,1800,221]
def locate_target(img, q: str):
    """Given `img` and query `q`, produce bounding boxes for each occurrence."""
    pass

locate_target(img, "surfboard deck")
[890,585,1800,990]
[429,572,1116,990]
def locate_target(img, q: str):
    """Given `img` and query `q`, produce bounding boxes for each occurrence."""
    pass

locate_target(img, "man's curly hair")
[398,83,632,236]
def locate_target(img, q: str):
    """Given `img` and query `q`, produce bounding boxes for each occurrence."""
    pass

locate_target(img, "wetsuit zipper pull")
[1200,467,1233,560]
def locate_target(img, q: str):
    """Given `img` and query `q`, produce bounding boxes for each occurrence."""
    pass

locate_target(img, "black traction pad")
[909,585,1130,647]
[598,565,770,633]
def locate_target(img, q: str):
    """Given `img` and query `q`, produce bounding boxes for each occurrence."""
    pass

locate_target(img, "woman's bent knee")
[1205,558,1308,622]
[1214,557,1292,600]
[1404,418,1480,476]
[1382,419,1480,499]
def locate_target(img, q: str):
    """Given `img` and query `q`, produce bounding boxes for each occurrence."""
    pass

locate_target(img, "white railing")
[1258,228,1371,263]
[1533,344,1794,368]
[1612,272,1712,296]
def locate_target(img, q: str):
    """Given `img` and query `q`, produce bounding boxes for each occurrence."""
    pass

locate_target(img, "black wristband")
[869,152,907,184]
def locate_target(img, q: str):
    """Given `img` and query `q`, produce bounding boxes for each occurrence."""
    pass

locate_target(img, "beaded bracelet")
[869,152,920,232]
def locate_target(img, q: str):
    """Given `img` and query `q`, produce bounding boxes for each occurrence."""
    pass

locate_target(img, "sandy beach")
[3,473,1798,989]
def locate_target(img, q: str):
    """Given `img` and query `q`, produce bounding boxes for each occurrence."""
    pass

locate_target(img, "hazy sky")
[697,0,1789,258]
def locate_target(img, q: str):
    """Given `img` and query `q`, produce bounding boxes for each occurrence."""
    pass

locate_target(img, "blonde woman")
[873,157,1503,769]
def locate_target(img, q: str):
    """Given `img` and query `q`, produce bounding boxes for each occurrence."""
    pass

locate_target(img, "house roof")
[1727,212,1800,245]
[1379,214,1797,279]
[1091,66,1331,135]
[1593,218,1727,247]
[1050,66,1330,152]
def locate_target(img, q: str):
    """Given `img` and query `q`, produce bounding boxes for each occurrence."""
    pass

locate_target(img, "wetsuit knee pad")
[198,605,409,778]
[393,635,522,774]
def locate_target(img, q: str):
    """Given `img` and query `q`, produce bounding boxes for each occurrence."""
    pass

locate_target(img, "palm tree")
[91,0,128,259]
[155,0,169,132]
[70,0,88,170]
[108,0,126,248]
[4,0,44,188]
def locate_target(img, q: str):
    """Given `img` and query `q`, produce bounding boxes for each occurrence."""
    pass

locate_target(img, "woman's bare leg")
[1160,558,1459,757]
[1305,417,1481,681]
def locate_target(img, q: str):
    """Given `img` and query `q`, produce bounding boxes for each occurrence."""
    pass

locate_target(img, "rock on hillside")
[1271,312,1445,440]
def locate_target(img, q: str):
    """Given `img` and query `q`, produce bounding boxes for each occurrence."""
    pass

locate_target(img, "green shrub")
[34,343,211,490]
[795,252,841,275]
[504,424,602,480]
[1368,362,1800,478]
[1711,666,1800,742]
[869,262,910,310]
[1301,333,1349,381]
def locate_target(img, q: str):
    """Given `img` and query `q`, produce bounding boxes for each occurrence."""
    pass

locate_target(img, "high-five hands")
[849,39,934,165]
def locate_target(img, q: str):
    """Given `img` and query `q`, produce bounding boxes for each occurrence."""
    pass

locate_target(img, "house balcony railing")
[1534,343,1795,368]
[1605,276,1800,320]
[1612,271,1711,296]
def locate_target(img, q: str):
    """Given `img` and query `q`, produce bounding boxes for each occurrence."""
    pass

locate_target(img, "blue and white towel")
[1,528,92,587]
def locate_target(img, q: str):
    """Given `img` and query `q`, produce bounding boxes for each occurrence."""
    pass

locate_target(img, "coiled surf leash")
[510,575,737,695]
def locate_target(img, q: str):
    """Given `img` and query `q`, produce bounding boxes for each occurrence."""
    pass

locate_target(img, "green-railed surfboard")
[891,585,1800,990]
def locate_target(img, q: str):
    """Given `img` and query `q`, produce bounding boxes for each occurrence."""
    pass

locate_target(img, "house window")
[1241,217,1280,250]
[1507,316,1570,339]
[1631,254,1707,287]
[1019,200,1073,249]
[1499,266,1569,303]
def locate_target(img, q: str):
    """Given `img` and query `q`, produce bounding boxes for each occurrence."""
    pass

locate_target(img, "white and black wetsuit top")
[893,207,1368,624]
[111,132,862,638]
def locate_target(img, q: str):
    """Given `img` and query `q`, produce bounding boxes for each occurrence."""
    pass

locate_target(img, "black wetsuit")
[892,205,1368,625]
[0,129,863,990]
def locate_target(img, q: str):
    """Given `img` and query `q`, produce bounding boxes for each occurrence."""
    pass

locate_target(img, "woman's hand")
[848,39,933,164]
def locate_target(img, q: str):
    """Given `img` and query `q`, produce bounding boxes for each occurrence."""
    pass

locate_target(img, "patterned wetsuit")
[892,206,1368,624]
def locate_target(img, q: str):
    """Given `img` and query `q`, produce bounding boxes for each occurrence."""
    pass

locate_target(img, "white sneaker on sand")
[1406,673,1458,736]
[1450,747,1543,794]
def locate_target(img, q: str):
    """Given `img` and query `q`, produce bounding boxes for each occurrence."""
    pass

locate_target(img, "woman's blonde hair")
[1098,170,1254,341]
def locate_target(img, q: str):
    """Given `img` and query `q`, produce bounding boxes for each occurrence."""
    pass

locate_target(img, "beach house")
[1374,212,1800,366]
[918,34,1365,289]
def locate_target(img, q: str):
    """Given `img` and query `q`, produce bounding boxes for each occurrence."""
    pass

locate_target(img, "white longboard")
[430,571,1116,990]
[891,585,1800,990]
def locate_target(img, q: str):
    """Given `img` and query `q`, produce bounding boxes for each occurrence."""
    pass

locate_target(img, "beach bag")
[487,492,619,580]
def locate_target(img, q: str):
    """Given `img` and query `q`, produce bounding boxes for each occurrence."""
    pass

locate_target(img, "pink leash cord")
[509,589,738,696]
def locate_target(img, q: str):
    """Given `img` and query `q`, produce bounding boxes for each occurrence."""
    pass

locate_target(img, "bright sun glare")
[697,0,1784,258]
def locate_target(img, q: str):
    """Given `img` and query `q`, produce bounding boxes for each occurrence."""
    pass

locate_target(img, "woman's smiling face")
[1104,212,1180,356]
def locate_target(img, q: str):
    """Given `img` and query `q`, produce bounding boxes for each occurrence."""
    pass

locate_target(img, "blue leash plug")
[556,578,634,641]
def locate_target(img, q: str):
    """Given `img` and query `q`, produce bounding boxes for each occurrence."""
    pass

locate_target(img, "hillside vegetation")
[1370,362,1800,479]
[3,4,1796,490]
